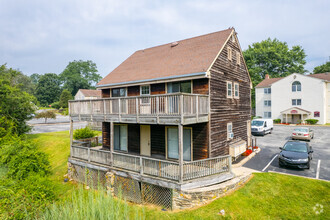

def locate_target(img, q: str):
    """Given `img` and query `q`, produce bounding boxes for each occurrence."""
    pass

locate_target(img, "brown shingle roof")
[255,72,330,88]
[255,77,283,88]
[79,89,101,97]
[308,72,330,81]
[97,28,234,86]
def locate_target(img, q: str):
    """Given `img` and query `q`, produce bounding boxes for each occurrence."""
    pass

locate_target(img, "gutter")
[96,72,207,88]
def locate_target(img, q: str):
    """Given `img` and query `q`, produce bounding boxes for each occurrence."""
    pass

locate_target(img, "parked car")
[292,127,314,141]
[251,119,273,136]
[279,141,313,169]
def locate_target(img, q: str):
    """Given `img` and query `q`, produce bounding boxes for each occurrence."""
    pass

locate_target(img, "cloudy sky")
[1,0,329,77]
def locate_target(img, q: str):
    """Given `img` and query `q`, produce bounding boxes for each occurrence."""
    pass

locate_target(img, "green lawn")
[28,131,329,219]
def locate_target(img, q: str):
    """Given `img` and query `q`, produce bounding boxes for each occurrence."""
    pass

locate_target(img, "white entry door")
[140,125,151,156]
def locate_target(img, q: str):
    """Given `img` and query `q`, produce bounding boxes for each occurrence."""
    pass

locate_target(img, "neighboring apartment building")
[255,73,330,124]
[68,28,252,209]
[74,89,101,100]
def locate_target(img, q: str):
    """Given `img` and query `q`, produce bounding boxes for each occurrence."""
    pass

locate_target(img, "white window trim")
[165,126,193,161]
[234,82,239,99]
[227,81,233,98]
[236,51,241,65]
[264,100,271,107]
[227,122,233,140]
[292,99,302,106]
[263,112,271,118]
[140,85,150,96]
[227,47,232,61]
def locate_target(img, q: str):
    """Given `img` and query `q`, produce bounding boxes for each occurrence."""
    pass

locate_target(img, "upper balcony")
[69,93,209,125]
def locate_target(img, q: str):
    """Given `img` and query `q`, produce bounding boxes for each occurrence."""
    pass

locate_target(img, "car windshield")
[294,128,308,132]
[251,121,264,126]
[283,142,307,153]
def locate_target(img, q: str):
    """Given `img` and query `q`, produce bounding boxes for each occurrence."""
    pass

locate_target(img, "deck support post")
[69,118,73,157]
[110,122,114,166]
[178,124,184,183]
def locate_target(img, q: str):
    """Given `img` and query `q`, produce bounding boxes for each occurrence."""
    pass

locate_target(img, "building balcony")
[69,94,209,125]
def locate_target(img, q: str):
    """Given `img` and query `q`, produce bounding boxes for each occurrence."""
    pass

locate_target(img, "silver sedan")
[292,127,314,141]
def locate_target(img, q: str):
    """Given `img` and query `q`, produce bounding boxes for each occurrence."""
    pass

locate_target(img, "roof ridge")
[136,28,233,52]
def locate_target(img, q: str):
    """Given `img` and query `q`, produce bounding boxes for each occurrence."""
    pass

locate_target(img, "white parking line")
[316,160,321,179]
[262,154,278,172]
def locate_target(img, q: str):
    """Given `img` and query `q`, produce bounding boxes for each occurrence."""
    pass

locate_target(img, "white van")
[251,119,273,136]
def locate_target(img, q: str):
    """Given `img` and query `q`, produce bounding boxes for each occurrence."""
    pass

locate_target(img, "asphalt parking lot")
[244,125,330,181]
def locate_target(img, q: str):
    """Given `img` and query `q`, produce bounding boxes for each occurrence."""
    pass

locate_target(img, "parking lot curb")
[268,171,329,182]
[232,148,261,168]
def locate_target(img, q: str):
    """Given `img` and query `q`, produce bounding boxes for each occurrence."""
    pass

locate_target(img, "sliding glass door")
[114,124,127,151]
[167,127,192,161]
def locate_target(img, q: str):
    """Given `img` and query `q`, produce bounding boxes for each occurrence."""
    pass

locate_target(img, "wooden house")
[68,28,252,209]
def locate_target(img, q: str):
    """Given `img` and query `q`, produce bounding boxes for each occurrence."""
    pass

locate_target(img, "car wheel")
[262,131,265,136]
[269,129,272,134]
[279,161,284,168]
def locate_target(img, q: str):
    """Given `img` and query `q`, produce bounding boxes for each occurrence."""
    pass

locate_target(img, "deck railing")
[71,146,231,182]
[71,145,111,165]
[183,155,231,181]
[69,94,209,117]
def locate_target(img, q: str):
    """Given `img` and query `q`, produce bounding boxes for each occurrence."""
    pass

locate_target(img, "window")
[292,81,301,92]
[140,85,150,95]
[314,111,320,117]
[227,47,232,61]
[292,99,302,106]
[140,85,150,104]
[264,112,272,118]
[167,81,191,93]
[227,82,233,98]
[264,88,271,94]
[112,88,126,97]
[227,122,233,140]
[234,83,239,98]
[236,51,241,65]
[166,127,192,161]
[264,100,271,107]
[114,124,128,151]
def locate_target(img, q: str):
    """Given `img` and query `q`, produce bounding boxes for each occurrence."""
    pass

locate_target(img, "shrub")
[273,119,281,124]
[73,126,97,140]
[50,101,60,109]
[305,119,318,125]
[0,140,51,180]
[59,89,72,108]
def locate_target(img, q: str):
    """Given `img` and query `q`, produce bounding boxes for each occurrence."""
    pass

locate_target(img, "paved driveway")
[244,125,330,181]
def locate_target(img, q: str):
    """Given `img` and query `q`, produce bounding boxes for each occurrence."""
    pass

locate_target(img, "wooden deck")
[69,94,209,125]
[70,145,231,184]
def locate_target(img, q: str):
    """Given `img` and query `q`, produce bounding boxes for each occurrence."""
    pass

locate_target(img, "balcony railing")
[69,94,209,124]
[71,145,231,182]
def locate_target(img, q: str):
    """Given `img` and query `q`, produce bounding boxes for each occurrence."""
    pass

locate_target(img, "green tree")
[243,38,307,108]
[35,110,56,123]
[30,73,41,84]
[35,73,62,106]
[59,89,73,108]
[0,64,36,95]
[60,60,101,96]
[313,61,330,74]
[0,80,36,135]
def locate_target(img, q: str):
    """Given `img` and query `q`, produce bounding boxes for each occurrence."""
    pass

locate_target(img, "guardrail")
[71,147,231,182]
[69,94,209,117]
[183,155,231,181]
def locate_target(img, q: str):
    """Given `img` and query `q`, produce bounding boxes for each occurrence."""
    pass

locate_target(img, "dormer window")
[292,81,301,92]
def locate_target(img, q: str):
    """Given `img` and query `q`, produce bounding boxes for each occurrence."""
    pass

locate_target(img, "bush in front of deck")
[73,126,97,140]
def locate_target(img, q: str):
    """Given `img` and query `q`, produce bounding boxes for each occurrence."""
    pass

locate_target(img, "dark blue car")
[279,141,313,169]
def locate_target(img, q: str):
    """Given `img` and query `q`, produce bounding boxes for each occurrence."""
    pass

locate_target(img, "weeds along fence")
[39,184,146,220]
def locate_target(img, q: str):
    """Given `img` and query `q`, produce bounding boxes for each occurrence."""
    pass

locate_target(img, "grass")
[28,131,329,219]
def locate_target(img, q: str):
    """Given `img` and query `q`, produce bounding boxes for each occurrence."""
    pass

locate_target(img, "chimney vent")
[171,42,179,47]
[265,74,270,79]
